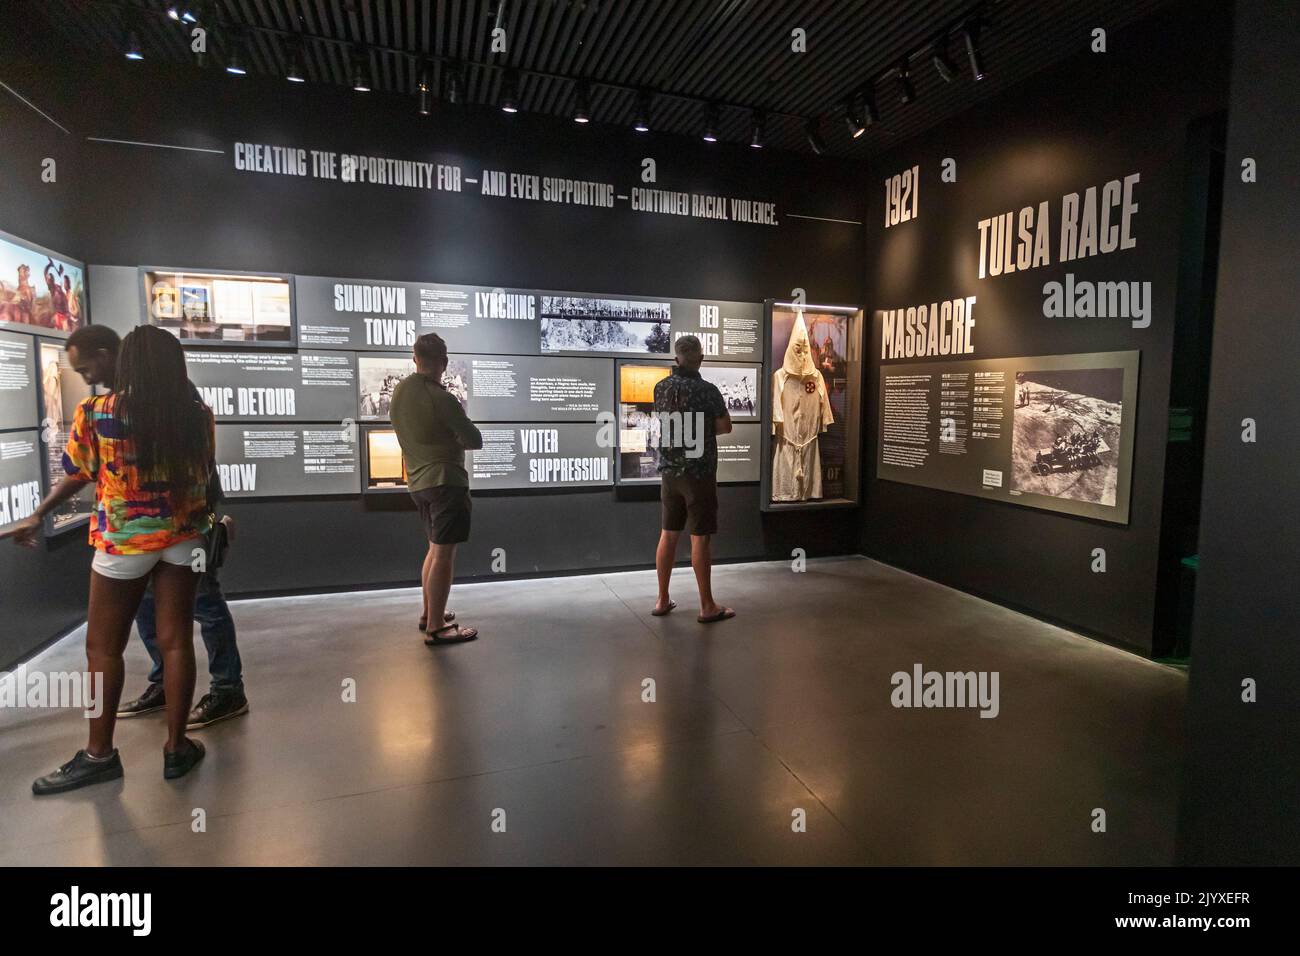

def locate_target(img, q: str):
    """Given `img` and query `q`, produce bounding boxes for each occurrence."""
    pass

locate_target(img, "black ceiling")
[29,0,1174,156]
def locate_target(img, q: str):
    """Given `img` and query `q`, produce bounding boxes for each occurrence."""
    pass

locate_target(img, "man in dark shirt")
[651,335,735,624]
[390,333,483,644]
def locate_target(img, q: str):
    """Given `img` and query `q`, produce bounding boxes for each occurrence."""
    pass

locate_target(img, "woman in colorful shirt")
[29,325,216,794]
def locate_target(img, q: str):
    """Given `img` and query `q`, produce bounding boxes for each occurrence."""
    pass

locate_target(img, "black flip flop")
[424,623,478,645]
[651,601,677,617]
[697,608,736,624]
[417,611,456,631]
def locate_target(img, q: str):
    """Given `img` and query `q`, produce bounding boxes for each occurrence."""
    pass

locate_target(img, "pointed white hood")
[782,311,818,377]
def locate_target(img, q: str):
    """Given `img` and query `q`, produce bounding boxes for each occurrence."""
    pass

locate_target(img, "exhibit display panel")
[0,430,43,535]
[616,360,762,484]
[185,348,358,422]
[142,268,295,347]
[444,353,611,422]
[361,426,407,493]
[0,329,38,432]
[215,422,360,498]
[37,340,93,535]
[876,350,1140,524]
[295,274,763,362]
[541,294,762,361]
[0,229,87,338]
[468,423,612,490]
[761,301,863,510]
[295,276,541,354]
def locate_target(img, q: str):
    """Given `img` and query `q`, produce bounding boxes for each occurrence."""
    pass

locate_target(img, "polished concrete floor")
[0,556,1186,865]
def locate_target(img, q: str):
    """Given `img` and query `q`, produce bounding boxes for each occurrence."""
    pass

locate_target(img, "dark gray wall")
[0,52,93,669]
[1178,0,1300,865]
[859,1,1231,653]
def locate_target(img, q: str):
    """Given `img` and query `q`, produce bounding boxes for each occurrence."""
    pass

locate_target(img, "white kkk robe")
[771,313,834,501]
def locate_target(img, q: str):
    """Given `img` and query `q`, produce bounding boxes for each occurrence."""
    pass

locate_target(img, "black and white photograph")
[442,357,470,409]
[357,354,415,420]
[1011,368,1124,507]
[702,364,759,419]
[539,294,672,354]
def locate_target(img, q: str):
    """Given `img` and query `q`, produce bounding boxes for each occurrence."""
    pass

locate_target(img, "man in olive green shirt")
[390,333,483,644]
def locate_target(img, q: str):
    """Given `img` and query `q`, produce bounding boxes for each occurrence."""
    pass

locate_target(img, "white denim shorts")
[91,538,201,581]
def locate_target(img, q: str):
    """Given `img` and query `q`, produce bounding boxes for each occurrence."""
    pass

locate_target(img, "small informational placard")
[875,350,1140,524]
[717,423,761,483]
[0,229,87,339]
[0,329,38,431]
[444,353,611,422]
[214,423,360,498]
[186,349,358,423]
[142,268,295,348]
[0,430,43,536]
[37,340,93,535]
[468,422,612,490]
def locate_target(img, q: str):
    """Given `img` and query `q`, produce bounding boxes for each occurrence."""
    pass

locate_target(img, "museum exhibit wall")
[0,31,866,662]
[858,0,1231,653]
[1178,0,1300,865]
[0,51,94,669]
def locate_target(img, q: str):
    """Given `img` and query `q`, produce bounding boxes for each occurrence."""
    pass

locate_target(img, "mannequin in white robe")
[771,312,834,501]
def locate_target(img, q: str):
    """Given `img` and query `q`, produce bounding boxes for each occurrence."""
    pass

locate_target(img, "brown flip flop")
[417,611,456,631]
[425,623,478,645]
[651,601,677,617]
[697,608,736,624]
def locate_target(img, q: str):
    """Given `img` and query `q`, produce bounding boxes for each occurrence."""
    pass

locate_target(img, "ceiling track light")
[749,110,765,149]
[962,21,987,81]
[124,30,143,60]
[286,46,305,82]
[843,97,865,139]
[352,56,371,92]
[932,34,958,83]
[805,118,826,155]
[632,91,651,132]
[702,103,719,143]
[572,80,591,124]
[500,69,520,112]
[417,64,432,115]
[445,63,463,104]
[225,43,246,75]
[895,61,916,105]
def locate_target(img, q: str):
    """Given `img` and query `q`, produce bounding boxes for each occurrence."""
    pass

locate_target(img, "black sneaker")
[32,749,124,796]
[187,691,249,730]
[163,738,205,780]
[117,682,166,718]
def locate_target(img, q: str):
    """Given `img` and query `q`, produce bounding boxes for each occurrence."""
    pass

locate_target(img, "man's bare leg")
[690,534,730,619]
[420,543,435,626]
[655,530,680,614]
[424,542,456,630]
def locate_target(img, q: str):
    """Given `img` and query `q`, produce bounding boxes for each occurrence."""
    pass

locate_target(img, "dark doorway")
[1152,112,1226,660]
